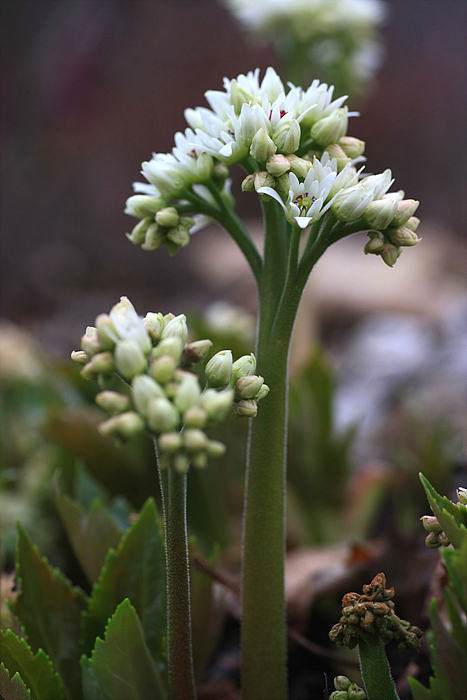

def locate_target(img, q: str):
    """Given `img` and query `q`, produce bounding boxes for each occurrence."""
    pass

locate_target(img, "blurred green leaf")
[82,498,166,673]
[443,537,467,614]
[425,598,467,700]
[0,631,64,700]
[408,676,435,700]
[54,482,123,585]
[13,524,87,700]
[80,656,106,700]
[0,663,31,700]
[444,587,467,651]
[420,474,467,549]
[89,599,166,700]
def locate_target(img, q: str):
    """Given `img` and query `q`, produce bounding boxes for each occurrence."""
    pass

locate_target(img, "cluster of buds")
[329,573,422,653]
[205,350,270,418]
[420,486,467,549]
[72,297,268,472]
[330,676,366,700]
[125,198,196,256]
[363,194,420,267]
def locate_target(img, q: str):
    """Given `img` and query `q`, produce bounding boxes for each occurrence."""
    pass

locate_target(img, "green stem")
[358,639,400,700]
[165,467,197,700]
[258,198,289,341]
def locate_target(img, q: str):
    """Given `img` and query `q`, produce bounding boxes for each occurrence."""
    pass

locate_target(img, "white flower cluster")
[71,297,268,471]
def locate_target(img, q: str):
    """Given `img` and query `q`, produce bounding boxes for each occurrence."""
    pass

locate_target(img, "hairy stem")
[358,639,400,700]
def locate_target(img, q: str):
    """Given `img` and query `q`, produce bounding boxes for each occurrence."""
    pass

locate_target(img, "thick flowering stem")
[358,638,400,700]
[259,199,289,340]
[165,466,197,700]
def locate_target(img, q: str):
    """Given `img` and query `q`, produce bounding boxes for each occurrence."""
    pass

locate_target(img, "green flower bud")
[212,161,230,184]
[167,225,190,248]
[145,312,165,342]
[266,154,291,177]
[286,154,312,179]
[142,222,165,251]
[201,388,234,422]
[183,405,208,429]
[235,399,258,417]
[388,226,421,247]
[81,326,101,357]
[250,128,277,162]
[124,194,168,218]
[231,354,256,384]
[132,375,165,415]
[71,350,89,365]
[182,339,213,365]
[254,171,276,192]
[392,199,419,227]
[275,173,291,200]
[158,431,183,454]
[311,107,348,147]
[163,313,175,325]
[274,119,300,153]
[457,487,467,505]
[98,411,145,441]
[183,428,208,453]
[363,198,399,230]
[331,185,373,222]
[324,144,351,171]
[192,452,208,469]
[235,374,264,400]
[150,355,177,383]
[174,453,190,473]
[206,440,226,458]
[155,206,179,228]
[405,216,420,231]
[348,684,366,700]
[241,174,256,192]
[174,373,201,413]
[161,314,188,348]
[81,352,115,380]
[115,339,147,379]
[146,397,180,433]
[420,515,443,534]
[95,390,130,415]
[96,314,117,350]
[380,243,401,267]
[126,217,151,245]
[255,383,270,401]
[334,676,351,691]
[364,231,386,255]
[338,136,366,159]
[330,692,348,700]
[205,350,233,388]
[152,337,183,363]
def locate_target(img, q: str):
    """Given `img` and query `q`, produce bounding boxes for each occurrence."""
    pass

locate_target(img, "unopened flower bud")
[236,399,258,418]
[364,231,386,255]
[174,373,201,413]
[348,685,366,700]
[330,692,348,700]
[96,390,130,415]
[183,405,208,429]
[338,136,366,159]
[167,225,190,248]
[205,350,233,388]
[425,531,442,549]
[266,154,291,177]
[241,174,256,192]
[206,440,226,458]
[311,107,348,147]
[145,312,165,342]
[132,375,165,415]
[81,352,115,380]
[158,431,183,454]
[275,173,291,199]
[163,313,175,325]
[457,487,467,505]
[124,194,168,218]
[152,337,183,363]
[174,454,190,473]
[212,162,230,184]
[420,515,443,534]
[146,397,180,433]
[96,314,117,350]
[324,144,351,171]
[192,452,208,469]
[71,350,89,365]
[331,185,373,222]
[380,243,401,267]
[81,326,101,357]
[150,355,177,383]
[98,411,145,441]
[231,354,256,384]
[201,388,234,422]
[155,206,179,228]
[142,223,165,251]
[250,128,277,162]
[363,198,398,230]
[161,314,188,347]
[405,216,420,231]
[126,217,151,245]
[235,374,264,399]
[388,226,421,247]
[182,339,213,365]
[183,428,208,453]
[274,119,300,153]
[334,676,351,691]
[254,171,276,192]
[115,339,147,379]
[255,383,270,401]
[392,199,419,228]
[286,154,312,179]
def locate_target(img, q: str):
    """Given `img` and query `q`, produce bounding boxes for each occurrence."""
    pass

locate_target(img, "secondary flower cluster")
[420,487,467,549]
[329,676,366,700]
[71,297,268,471]
[329,573,422,653]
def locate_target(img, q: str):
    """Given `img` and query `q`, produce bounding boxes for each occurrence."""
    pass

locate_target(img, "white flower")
[258,161,338,229]
[109,297,152,355]
[359,169,393,199]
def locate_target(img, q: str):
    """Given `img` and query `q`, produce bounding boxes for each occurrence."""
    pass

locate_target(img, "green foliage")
[409,476,467,700]
[0,634,64,700]
[0,663,32,700]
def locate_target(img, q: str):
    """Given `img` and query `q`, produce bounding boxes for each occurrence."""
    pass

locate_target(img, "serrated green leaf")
[420,474,467,549]
[0,663,32,700]
[443,537,467,613]
[90,599,166,700]
[83,498,166,672]
[13,525,87,700]
[408,676,435,700]
[0,632,64,700]
[428,598,467,700]
[54,482,123,585]
[444,587,467,650]
[80,656,106,700]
